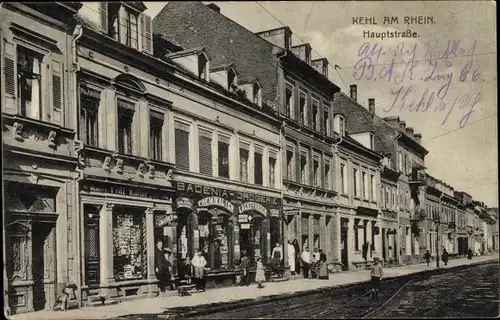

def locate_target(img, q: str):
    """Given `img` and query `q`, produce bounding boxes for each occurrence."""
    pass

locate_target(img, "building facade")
[153,1,342,276]
[1,2,83,314]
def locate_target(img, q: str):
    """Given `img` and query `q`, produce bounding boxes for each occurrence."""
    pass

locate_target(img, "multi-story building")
[1,2,83,314]
[153,2,341,274]
[455,192,468,257]
[73,1,283,303]
[332,91,383,270]
[334,85,428,266]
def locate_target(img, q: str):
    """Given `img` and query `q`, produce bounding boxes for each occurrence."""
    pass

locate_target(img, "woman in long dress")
[292,239,301,275]
[287,240,296,274]
[255,256,266,288]
[318,249,329,280]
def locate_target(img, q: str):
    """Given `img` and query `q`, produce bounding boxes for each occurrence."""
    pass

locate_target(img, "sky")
[144,1,498,207]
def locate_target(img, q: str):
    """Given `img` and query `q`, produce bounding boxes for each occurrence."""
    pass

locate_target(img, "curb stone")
[170,259,498,318]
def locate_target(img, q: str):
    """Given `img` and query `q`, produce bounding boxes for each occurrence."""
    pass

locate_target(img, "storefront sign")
[238,202,267,216]
[270,209,280,218]
[238,214,251,223]
[198,196,235,213]
[156,214,176,227]
[175,197,194,210]
[82,181,171,201]
[240,223,251,230]
[174,181,280,207]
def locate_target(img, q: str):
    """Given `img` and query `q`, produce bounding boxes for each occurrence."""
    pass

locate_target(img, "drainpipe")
[71,24,84,307]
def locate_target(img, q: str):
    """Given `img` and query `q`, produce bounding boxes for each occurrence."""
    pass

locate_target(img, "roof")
[153,2,280,105]
[210,62,236,73]
[165,46,211,60]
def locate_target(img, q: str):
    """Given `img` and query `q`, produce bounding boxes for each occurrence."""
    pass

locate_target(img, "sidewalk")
[9,255,498,320]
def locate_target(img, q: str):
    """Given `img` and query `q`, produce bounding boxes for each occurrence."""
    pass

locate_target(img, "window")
[269,155,276,188]
[108,4,120,41]
[398,152,403,172]
[312,99,319,131]
[199,213,230,270]
[254,148,263,185]
[353,168,359,197]
[362,172,367,198]
[285,83,294,119]
[79,86,100,147]
[313,158,320,187]
[149,112,163,161]
[335,115,345,136]
[240,144,249,183]
[199,54,208,80]
[218,136,230,178]
[370,134,375,150]
[228,69,237,91]
[324,107,330,135]
[175,122,190,171]
[340,163,346,193]
[370,175,376,201]
[124,7,139,49]
[17,46,43,119]
[299,91,307,125]
[324,160,330,189]
[286,149,294,181]
[199,129,212,175]
[117,101,134,155]
[300,154,308,185]
[113,210,146,281]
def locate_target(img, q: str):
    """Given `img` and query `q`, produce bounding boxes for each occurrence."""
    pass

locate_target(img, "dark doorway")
[84,206,100,289]
[32,221,55,311]
[341,218,348,271]
[382,228,387,261]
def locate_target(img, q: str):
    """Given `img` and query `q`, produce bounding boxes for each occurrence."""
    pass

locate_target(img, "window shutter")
[51,60,63,125]
[199,130,213,175]
[99,2,108,34]
[140,13,153,55]
[3,41,17,113]
[175,126,190,171]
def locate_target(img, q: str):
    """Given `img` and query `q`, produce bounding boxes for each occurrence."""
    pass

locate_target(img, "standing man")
[424,250,431,267]
[240,251,250,286]
[301,247,311,279]
[442,248,449,266]
[370,257,383,299]
[155,240,169,296]
[191,250,207,291]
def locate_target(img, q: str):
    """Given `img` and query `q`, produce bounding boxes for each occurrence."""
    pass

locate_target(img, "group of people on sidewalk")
[288,241,329,280]
[155,240,209,295]
[423,247,475,267]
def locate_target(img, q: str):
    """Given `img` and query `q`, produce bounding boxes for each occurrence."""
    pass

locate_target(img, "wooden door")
[31,221,56,311]
[84,213,100,289]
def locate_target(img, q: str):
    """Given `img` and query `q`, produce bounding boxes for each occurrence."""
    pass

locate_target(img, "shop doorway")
[32,221,56,311]
[340,218,348,270]
[239,215,265,265]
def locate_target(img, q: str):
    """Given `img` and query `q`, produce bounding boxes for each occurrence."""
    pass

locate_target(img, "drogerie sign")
[198,196,235,213]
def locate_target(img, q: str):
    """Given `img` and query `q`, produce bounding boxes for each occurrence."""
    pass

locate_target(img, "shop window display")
[240,216,266,264]
[198,212,230,269]
[112,212,147,281]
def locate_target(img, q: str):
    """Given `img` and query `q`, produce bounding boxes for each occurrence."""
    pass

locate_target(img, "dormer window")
[253,82,262,107]
[198,54,208,80]
[369,133,375,150]
[334,114,345,136]
[228,69,237,92]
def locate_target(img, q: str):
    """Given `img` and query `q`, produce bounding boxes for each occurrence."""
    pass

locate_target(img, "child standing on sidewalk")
[370,257,383,299]
[255,256,266,289]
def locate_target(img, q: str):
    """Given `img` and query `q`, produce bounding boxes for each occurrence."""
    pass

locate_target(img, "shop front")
[171,181,282,288]
[381,210,398,266]
[79,180,174,301]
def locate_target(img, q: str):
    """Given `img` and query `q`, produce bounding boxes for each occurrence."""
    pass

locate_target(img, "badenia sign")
[198,196,235,213]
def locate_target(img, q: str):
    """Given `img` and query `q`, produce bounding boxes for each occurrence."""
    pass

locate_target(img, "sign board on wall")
[241,223,251,230]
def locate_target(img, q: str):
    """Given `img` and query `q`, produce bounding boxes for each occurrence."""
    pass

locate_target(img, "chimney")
[256,27,293,50]
[414,133,422,144]
[206,3,221,13]
[311,58,328,77]
[291,44,312,64]
[368,98,375,114]
[399,121,406,131]
[349,84,357,102]
[406,127,414,138]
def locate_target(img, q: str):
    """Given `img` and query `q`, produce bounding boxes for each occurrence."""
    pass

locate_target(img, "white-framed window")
[149,111,164,161]
[362,172,367,198]
[218,135,230,178]
[300,150,309,185]
[324,157,331,190]
[79,85,100,147]
[285,82,294,119]
[340,163,347,194]
[299,90,307,125]
[254,146,264,185]
[353,168,360,197]
[286,145,295,181]
[312,98,319,131]
[370,174,376,201]
[313,156,320,187]
[117,98,135,155]
[269,152,277,188]
[324,106,330,135]
[239,142,250,183]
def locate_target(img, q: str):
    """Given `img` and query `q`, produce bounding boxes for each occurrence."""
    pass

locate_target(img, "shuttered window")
[149,111,163,161]
[254,147,263,185]
[240,143,249,183]
[51,60,63,124]
[269,155,276,188]
[175,122,190,171]
[199,129,212,175]
[218,136,230,178]
[17,46,43,120]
